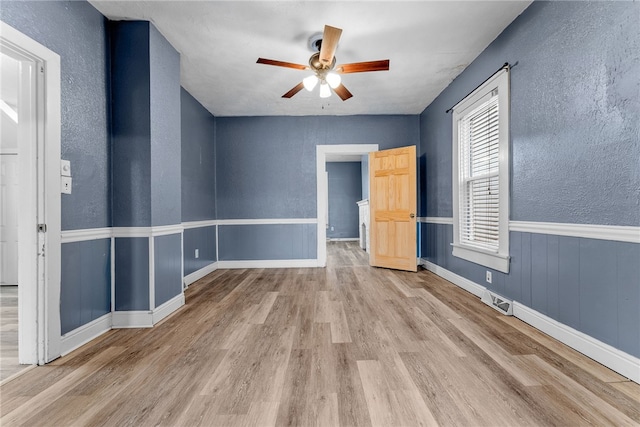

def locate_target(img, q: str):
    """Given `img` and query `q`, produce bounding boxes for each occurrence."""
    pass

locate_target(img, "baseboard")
[513,302,640,383]
[184,262,218,286]
[327,238,359,242]
[152,294,185,324]
[112,310,153,328]
[420,258,640,384]
[420,258,486,298]
[218,259,321,269]
[60,313,112,356]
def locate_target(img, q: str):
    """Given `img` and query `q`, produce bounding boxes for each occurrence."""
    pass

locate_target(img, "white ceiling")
[89,1,531,117]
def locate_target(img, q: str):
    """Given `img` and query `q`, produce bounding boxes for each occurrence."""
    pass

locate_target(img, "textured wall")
[218,224,316,261]
[154,234,182,307]
[216,115,419,219]
[60,239,111,334]
[110,21,152,227]
[421,1,640,225]
[327,162,362,239]
[181,89,217,222]
[361,155,369,200]
[1,1,111,230]
[150,24,181,226]
[419,1,640,358]
[114,238,149,311]
[183,226,217,275]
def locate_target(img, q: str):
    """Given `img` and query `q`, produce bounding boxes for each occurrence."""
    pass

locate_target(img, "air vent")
[481,290,513,316]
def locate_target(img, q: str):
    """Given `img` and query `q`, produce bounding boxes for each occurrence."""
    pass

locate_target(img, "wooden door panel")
[369,146,417,272]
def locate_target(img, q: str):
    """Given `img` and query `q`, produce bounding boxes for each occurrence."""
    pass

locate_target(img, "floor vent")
[481,290,513,316]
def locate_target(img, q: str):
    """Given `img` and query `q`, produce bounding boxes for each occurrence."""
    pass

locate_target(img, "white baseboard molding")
[420,258,486,298]
[513,302,640,383]
[152,294,185,324]
[112,293,185,328]
[327,238,359,242]
[60,313,112,356]
[420,258,640,384]
[218,259,321,269]
[112,310,153,328]
[184,262,218,286]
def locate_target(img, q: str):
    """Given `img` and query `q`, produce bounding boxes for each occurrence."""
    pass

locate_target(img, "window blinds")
[458,91,500,251]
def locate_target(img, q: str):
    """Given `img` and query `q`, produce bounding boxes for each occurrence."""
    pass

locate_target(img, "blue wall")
[419,1,640,358]
[183,226,217,275]
[150,24,181,227]
[60,239,111,334]
[216,115,419,220]
[181,88,217,222]
[154,234,182,306]
[1,1,111,230]
[215,115,417,261]
[115,238,149,311]
[327,162,362,239]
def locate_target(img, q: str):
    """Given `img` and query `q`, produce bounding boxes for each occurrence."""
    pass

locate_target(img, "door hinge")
[37,224,47,232]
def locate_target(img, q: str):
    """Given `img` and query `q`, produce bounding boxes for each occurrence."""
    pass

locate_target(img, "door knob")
[410,213,415,219]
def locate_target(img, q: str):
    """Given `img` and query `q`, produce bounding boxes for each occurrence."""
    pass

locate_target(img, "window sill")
[451,243,510,273]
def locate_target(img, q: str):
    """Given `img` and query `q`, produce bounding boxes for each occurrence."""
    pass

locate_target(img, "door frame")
[1,21,61,364]
[316,144,378,267]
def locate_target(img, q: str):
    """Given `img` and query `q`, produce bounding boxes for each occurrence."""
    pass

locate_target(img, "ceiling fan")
[257,25,390,101]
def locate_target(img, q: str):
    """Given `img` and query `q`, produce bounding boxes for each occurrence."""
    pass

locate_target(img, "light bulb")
[326,72,341,89]
[303,75,318,91]
[319,82,331,98]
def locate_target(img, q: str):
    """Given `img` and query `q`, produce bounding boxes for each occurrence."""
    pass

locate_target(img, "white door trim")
[1,22,62,364]
[316,144,378,267]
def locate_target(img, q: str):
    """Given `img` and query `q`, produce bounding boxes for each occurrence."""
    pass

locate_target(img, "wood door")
[369,145,417,272]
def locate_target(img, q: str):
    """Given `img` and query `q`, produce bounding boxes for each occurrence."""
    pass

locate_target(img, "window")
[452,68,510,273]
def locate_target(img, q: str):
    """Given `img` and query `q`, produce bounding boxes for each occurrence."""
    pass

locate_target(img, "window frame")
[451,68,510,273]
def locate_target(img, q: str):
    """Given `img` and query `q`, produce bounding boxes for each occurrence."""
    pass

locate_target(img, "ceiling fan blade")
[337,60,390,74]
[282,82,305,98]
[333,84,353,101]
[319,25,342,66]
[257,58,308,70]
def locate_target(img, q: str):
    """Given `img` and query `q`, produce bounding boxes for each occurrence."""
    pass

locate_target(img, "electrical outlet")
[330,226,334,231]
[61,176,72,194]
[486,271,492,284]
[195,249,199,259]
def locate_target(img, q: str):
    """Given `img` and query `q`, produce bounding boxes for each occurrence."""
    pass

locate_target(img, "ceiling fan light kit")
[257,24,389,102]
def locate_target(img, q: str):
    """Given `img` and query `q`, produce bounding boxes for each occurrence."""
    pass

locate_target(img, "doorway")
[316,144,378,267]
[1,21,62,368]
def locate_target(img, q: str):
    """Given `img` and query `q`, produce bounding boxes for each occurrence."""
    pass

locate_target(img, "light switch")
[61,176,72,194]
[61,160,71,177]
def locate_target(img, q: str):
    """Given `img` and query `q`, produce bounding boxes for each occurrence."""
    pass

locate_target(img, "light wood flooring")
[1,242,638,426]
[0,286,31,382]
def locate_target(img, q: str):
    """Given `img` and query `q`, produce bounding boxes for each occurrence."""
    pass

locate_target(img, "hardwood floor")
[1,241,638,426]
[0,286,31,382]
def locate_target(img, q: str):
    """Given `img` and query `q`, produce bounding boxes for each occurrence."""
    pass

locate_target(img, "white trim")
[218,259,321,269]
[112,311,153,328]
[60,313,112,356]
[327,238,359,242]
[1,21,62,364]
[418,217,454,225]
[61,227,112,243]
[509,221,640,244]
[513,302,640,383]
[452,68,510,274]
[182,219,218,229]
[111,293,185,328]
[216,218,317,225]
[420,258,640,384]
[184,262,218,286]
[316,144,379,267]
[420,259,486,298]
[112,224,182,238]
[152,293,185,324]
